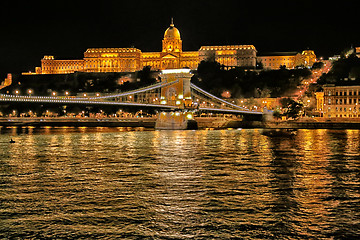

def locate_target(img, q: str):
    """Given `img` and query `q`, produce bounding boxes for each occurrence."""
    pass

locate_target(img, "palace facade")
[199,45,257,69]
[32,20,257,75]
[258,50,316,70]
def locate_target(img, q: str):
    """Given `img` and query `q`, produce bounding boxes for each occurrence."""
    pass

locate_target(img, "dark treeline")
[2,66,157,96]
[192,60,312,98]
[318,54,360,86]
[2,62,314,99]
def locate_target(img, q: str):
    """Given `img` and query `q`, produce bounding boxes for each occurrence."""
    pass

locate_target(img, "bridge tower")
[155,69,197,130]
[159,69,193,108]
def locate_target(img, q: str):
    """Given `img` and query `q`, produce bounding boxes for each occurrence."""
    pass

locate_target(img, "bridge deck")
[0,79,263,115]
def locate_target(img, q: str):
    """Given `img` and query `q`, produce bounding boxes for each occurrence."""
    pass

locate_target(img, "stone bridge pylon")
[155,69,197,130]
[159,69,193,109]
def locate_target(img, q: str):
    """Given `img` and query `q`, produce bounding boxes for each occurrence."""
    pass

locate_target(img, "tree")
[137,66,157,85]
[192,59,312,99]
[312,61,324,70]
[318,55,360,85]
[254,87,271,98]
[273,110,282,119]
[280,98,303,119]
[256,60,264,69]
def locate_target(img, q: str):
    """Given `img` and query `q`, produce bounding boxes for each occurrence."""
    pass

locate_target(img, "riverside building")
[31,20,257,75]
[316,85,360,118]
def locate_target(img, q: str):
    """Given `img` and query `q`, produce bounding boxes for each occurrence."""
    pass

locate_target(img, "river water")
[0,127,359,239]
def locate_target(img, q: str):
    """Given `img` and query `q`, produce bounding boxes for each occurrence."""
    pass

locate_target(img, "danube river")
[0,127,359,239]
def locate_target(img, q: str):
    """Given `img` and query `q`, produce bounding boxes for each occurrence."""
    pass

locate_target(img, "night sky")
[0,0,358,77]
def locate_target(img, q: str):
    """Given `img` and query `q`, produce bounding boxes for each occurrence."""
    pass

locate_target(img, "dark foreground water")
[0,127,359,239]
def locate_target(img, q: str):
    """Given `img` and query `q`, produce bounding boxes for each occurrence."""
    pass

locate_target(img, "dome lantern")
[162,18,182,53]
[163,18,181,40]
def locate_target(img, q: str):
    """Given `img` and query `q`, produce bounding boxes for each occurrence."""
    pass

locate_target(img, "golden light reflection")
[1,129,359,239]
[291,130,338,235]
[345,129,360,153]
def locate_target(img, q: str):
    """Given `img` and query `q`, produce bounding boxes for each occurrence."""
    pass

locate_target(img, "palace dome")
[164,20,181,40]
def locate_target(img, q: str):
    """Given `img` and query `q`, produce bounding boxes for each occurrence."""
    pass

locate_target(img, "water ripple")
[0,128,359,239]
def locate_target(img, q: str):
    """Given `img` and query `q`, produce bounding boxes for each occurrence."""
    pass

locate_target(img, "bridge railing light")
[186,113,193,120]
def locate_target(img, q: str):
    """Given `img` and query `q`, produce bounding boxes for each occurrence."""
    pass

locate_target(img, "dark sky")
[0,0,358,77]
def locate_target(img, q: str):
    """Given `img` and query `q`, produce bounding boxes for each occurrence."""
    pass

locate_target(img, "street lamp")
[28,89,33,96]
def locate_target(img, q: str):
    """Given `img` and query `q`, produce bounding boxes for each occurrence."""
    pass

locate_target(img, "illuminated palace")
[257,50,316,70]
[33,20,257,75]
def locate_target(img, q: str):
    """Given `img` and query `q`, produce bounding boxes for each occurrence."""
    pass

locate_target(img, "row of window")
[262,58,293,61]
[43,62,83,66]
[333,115,360,117]
[332,106,358,112]
[86,48,140,53]
[265,62,291,65]
[43,66,82,71]
[201,46,255,51]
[330,98,360,105]
[329,90,360,96]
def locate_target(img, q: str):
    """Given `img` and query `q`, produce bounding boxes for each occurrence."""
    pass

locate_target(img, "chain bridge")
[0,69,264,129]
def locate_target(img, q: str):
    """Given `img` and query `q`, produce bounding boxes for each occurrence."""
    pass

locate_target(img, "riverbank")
[0,117,250,129]
[264,120,360,129]
[198,118,360,129]
[0,117,156,128]
[1,117,360,129]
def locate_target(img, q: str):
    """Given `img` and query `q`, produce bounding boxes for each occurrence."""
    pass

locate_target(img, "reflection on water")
[0,127,360,239]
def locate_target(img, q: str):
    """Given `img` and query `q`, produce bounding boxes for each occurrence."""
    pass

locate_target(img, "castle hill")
[0,20,360,129]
